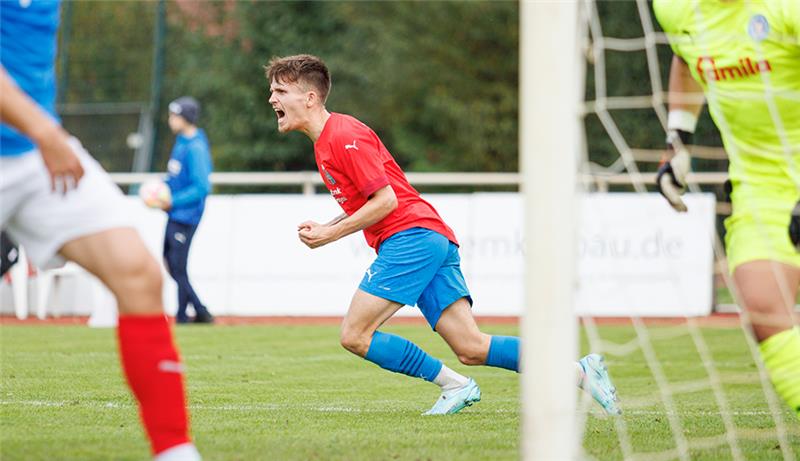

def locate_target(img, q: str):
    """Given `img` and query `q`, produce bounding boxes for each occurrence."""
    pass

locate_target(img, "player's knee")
[454,336,490,366]
[734,263,795,331]
[138,256,163,293]
[456,344,488,366]
[339,328,370,357]
[746,296,781,314]
[456,352,484,366]
[113,253,163,314]
[742,292,791,323]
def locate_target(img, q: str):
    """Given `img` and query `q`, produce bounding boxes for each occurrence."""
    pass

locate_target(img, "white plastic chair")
[35,261,85,320]
[86,281,117,328]
[35,262,117,327]
[4,249,117,327]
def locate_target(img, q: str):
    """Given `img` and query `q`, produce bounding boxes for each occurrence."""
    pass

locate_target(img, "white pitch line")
[0,400,415,414]
[620,409,781,417]
[0,400,791,419]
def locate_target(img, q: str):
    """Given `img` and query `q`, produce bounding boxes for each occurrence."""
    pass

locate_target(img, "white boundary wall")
[0,192,715,317]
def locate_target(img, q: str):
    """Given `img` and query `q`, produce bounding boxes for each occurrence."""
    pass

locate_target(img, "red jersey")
[314,113,457,251]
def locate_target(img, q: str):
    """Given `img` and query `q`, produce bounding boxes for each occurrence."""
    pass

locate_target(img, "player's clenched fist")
[298,220,337,249]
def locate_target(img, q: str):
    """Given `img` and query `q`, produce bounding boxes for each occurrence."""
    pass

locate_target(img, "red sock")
[117,315,191,455]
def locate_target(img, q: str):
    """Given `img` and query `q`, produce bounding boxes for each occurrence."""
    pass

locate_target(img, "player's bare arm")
[296,213,346,234]
[0,67,84,192]
[662,55,704,163]
[667,56,703,114]
[324,213,348,227]
[298,185,397,249]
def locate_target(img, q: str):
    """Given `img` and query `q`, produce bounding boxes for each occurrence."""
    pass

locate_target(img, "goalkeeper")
[654,0,800,419]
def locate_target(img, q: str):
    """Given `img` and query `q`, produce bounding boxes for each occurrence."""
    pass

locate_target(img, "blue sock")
[486,335,520,372]
[365,331,443,382]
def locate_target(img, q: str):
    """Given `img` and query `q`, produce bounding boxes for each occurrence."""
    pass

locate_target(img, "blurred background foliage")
[55,0,724,176]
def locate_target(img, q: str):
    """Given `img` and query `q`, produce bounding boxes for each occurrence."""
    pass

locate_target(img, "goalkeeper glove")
[790,200,800,252]
[656,129,692,212]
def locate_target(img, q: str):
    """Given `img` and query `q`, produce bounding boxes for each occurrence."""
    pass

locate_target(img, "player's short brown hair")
[264,54,331,103]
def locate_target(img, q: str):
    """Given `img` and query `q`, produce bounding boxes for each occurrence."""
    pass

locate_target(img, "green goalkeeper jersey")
[654,0,800,190]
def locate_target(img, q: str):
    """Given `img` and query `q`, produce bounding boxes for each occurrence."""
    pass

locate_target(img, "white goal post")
[521,1,584,460]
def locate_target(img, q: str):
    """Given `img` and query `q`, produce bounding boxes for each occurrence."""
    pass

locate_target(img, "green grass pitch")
[1,322,798,460]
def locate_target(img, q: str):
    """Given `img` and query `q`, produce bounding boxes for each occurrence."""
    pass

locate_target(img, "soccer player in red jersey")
[265,54,620,415]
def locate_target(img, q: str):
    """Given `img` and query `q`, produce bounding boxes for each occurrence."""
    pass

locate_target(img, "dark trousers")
[163,220,208,321]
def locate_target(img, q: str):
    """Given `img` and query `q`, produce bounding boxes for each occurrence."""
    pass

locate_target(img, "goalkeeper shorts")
[724,181,800,273]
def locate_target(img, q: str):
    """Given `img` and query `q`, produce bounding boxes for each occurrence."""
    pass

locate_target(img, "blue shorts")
[358,227,472,330]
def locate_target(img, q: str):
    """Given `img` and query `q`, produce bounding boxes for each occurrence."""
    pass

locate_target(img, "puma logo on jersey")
[365,268,376,282]
[345,140,359,151]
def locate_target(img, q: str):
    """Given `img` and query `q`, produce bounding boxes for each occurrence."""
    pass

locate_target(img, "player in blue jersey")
[161,96,214,324]
[0,1,201,459]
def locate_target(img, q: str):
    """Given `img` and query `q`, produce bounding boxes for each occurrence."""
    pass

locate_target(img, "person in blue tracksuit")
[163,97,214,324]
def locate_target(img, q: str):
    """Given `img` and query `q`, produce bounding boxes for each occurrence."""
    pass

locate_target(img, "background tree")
[57,1,723,178]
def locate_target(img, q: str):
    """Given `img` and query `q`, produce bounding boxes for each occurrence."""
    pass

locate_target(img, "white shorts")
[0,138,136,268]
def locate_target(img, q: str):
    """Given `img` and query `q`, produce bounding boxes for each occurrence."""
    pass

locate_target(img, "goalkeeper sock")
[485,335,520,372]
[365,331,443,382]
[118,315,191,455]
[759,327,800,418]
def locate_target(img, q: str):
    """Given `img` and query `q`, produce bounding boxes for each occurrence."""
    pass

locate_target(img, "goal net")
[522,1,799,460]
